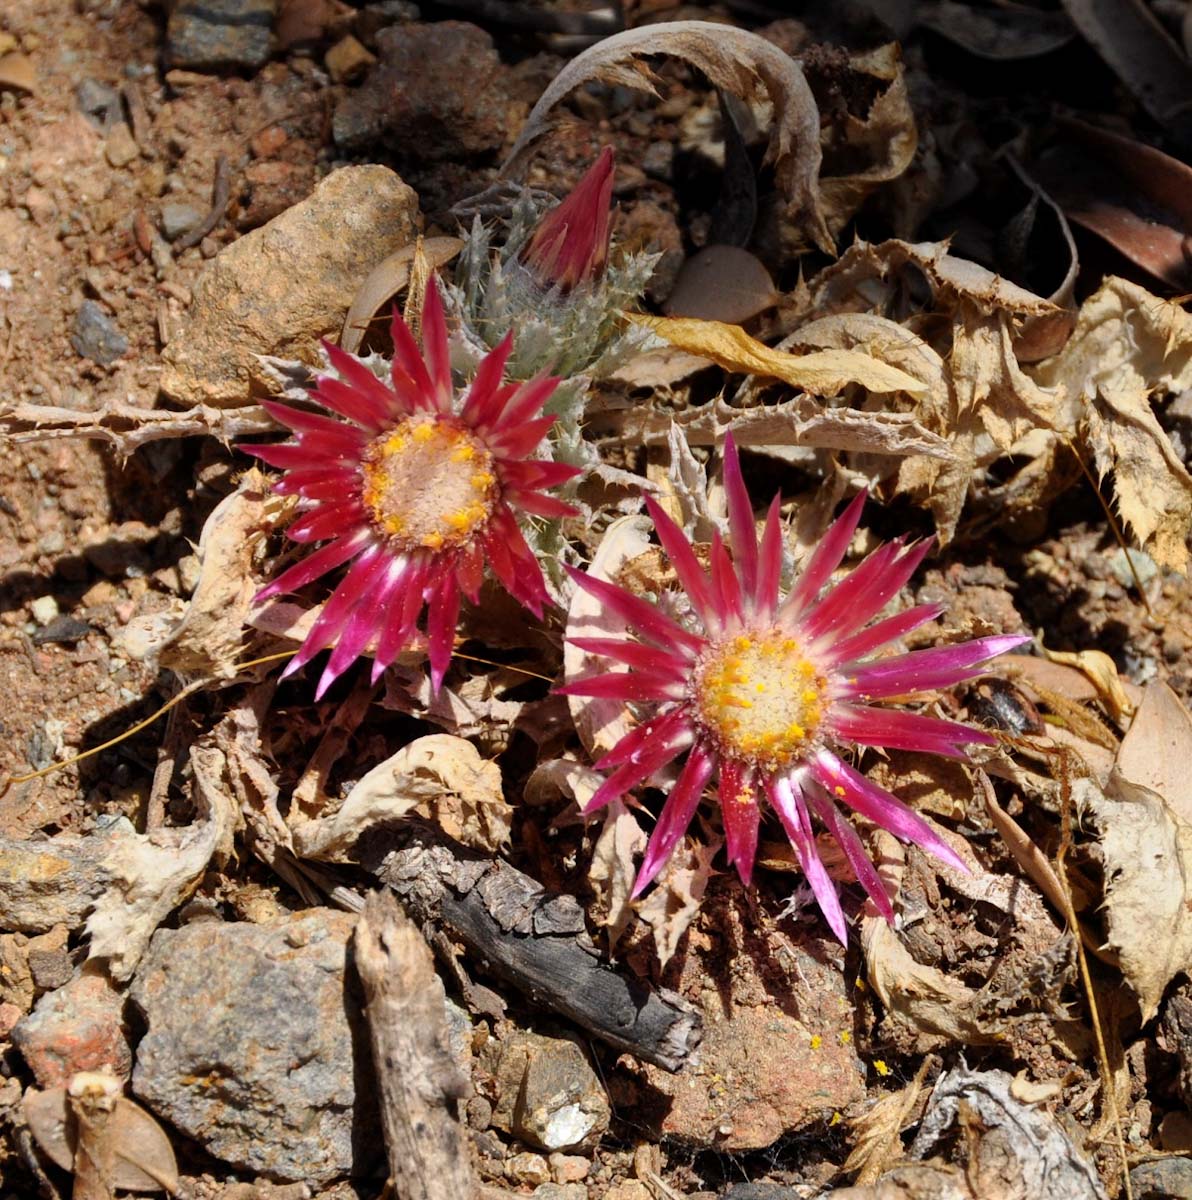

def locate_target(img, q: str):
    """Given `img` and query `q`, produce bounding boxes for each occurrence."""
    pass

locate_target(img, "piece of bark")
[359,820,702,1073]
[353,890,476,1200]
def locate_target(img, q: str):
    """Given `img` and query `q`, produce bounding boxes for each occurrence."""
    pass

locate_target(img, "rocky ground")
[4,1,1192,1198]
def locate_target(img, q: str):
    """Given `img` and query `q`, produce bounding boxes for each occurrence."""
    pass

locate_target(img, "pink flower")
[560,435,1027,941]
[521,146,615,292]
[250,277,580,698]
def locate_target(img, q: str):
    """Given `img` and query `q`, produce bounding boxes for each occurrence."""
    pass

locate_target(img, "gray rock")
[487,1030,610,1153]
[160,165,418,407]
[159,202,204,242]
[130,909,380,1184]
[71,301,127,366]
[75,78,121,129]
[333,21,509,158]
[1131,1156,1192,1199]
[0,831,119,934]
[167,0,276,71]
[32,616,94,646]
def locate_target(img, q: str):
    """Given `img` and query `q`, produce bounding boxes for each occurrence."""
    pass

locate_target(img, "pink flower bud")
[521,147,614,292]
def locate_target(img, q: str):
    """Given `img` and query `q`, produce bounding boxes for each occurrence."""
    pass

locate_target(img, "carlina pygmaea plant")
[249,275,580,698]
[448,148,658,464]
[560,434,1028,941]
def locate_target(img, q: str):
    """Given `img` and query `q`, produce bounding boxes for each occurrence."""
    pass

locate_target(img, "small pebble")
[324,34,375,84]
[507,1152,551,1187]
[75,77,121,128]
[104,122,139,168]
[71,300,128,365]
[32,616,93,646]
[30,596,59,626]
[159,201,204,241]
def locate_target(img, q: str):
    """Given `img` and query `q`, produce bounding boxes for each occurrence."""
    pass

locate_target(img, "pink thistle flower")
[520,147,615,292]
[560,435,1028,942]
[250,277,580,698]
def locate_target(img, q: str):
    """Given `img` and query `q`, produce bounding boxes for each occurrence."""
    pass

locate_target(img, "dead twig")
[174,154,231,251]
[0,401,276,453]
[362,819,703,1072]
[353,891,477,1200]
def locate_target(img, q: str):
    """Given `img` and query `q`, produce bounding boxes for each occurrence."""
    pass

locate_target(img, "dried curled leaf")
[502,20,833,252]
[635,838,719,967]
[630,313,928,397]
[1076,771,1192,1022]
[1116,681,1192,825]
[1033,276,1192,572]
[159,469,289,679]
[588,799,648,949]
[294,734,512,860]
[24,1073,179,1195]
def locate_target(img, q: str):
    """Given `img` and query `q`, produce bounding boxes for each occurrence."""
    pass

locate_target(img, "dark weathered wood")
[360,821,702,1073]
[353,891,476,1200]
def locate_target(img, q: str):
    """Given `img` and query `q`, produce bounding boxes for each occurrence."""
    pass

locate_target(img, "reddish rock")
[12,970,132,1088]
[333,22,511,159]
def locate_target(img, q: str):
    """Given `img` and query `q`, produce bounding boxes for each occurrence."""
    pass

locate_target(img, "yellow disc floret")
[360,415,497,552]
[692,628,827,768]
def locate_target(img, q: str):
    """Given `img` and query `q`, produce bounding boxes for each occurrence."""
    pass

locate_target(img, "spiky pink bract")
[521,146,615,292]
[250,277,580,698]
[561,435,1028,942]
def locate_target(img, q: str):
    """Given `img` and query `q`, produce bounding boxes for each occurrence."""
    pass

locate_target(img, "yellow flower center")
[359,415,497,552]
[693,629,827,769]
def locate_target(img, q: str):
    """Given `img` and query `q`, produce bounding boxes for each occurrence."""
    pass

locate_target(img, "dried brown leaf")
[1116,680,1192,824]
[340,235,464,354]
[1076,770,1192,1021]
[635,838,719,967]
[159,469,289,679]
[24,1075,179,1194]
[502,20,833,252]
[663,245,777,324]
[588,799,648,949]
[1033,275,1192,571]
[631,313,928,398]
[293,734,511,860]
[1040,645,1134,725]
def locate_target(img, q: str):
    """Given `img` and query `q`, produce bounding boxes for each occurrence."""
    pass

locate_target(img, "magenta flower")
[250,277,580,698]
[561,436,1027,941]
[521,146,615,292]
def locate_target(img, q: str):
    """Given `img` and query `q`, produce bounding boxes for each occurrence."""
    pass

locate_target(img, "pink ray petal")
[755,495,784,621]
[286,546,383,682]
[370,558,423,681]
[489,509,548,616]
[420,278,454,410]
[500,459,582,491]
[838,634,1031,700]
[251,442,353,471]
[799,541,901,642]
[254,531,370,602]
[709,530,744,628]
[768,774,847,943]
[563,565,705,656]
[820,602,945,667]
[557,670,687,703]
[389,309,439,412]
[719,759,761,886]
[454,543,484,603]
[777,491,866,624]
[809,749,967,874]
[594,706,694,770]
[489,375,561,431]
[804,781,894,923]
[286,502,366,544]
[461,331,514,424]
[805,540,933,646]
[506,490,577,520]
[314,552,392,696]
[568,636,691,677]
[633,743,716,895]
[644,496,720,631]
[261,401,371,448]
[587,723,694,812]
[320,343,400,426]
[827,703,995,758]
[488,415,558,459]
[721,434,759,601]
[271,468,360,500]
[427,572,461,692]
